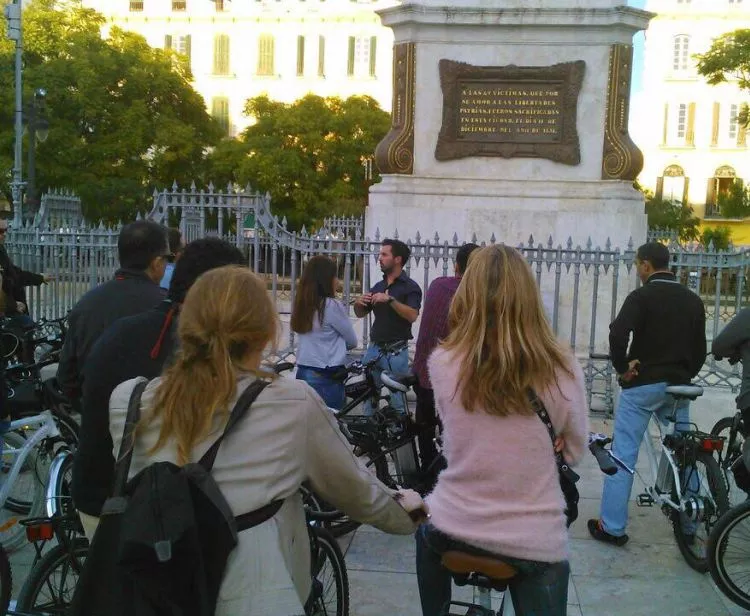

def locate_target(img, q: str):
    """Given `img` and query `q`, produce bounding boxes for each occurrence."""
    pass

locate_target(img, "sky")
[630,0,647,92]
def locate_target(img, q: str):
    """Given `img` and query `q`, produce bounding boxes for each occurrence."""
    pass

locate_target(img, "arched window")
[706,165,740,217]
[657,165,688,205]
[673,35,690,71]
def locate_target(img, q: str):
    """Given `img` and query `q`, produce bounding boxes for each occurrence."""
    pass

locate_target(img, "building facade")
[637,0,750,241]
[81,0,394,136]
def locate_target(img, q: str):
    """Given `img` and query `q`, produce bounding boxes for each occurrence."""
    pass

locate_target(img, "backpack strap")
[112,379,149,497]
[199,379,270,471]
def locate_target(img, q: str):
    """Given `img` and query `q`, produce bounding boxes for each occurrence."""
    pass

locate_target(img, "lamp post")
[3,0,24,226]
[24,88,49,221]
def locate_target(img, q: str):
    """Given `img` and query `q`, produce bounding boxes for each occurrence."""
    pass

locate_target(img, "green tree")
[696,30,750,125]
[701,226,732,251]
[644,191,701,242]
[717,181,750,218]
[0,0,221,223]
[204,94,390,229]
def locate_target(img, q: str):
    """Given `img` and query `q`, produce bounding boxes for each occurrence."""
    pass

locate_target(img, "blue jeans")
[416,524,570,616]
[600,381,693,537]
[362,342,409,415]
[296,365,346,411]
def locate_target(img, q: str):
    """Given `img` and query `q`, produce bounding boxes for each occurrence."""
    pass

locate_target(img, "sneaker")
[587,519,629,546]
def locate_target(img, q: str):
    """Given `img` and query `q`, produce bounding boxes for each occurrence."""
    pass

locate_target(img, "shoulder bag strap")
[527,388,579,480]
[199,379,270,471]
[112,379,149,497]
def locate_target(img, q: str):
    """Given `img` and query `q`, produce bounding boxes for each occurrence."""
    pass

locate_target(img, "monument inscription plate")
[436,60,585,165]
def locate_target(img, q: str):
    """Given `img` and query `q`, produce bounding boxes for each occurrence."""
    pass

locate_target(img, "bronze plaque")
[435,60,585,165]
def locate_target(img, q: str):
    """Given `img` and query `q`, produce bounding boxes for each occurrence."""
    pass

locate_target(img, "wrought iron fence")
[6,185,748,416]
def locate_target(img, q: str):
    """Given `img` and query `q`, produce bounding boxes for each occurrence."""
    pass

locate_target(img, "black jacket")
[610,272,706,388]
[0,245,45,314]
[73,301,178,516]
[712,307,750,410]
[56,269,165,400]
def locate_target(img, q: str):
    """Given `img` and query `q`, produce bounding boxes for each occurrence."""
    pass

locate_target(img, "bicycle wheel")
[15,536,89,614]
[0,431,45,552]
[0,544,12,616]
[306,527,349,616]
[708,500,750,610]
[303,486,361,539]
[46,449,75,519]
[711,416,746,507]
[672,450,730,573]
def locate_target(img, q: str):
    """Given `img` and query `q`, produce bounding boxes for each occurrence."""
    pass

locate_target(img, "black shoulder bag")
[528,389,580,528]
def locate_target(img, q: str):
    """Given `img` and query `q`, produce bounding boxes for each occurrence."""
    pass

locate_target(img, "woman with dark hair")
[291,256,357,409]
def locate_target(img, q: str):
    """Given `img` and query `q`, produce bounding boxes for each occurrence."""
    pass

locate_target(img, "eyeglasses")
[0,229,7,236]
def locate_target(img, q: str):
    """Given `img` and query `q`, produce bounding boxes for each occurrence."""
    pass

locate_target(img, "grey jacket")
[712,307,750,409]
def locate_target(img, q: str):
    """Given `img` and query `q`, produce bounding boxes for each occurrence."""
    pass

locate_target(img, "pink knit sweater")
[426,347,589,563]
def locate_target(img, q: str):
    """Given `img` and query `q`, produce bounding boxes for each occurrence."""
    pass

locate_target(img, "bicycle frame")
[640,416,685,513]
[0,411,60,509]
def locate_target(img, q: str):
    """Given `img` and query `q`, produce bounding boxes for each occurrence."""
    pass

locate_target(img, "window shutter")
[347,37,355,77]
[297,36,305,76]
[662,103,669,145]
[164,34,173,50]
[369,36,377,77]
[184,35,192,66]
[711,102,720,146]
[682,177,690,205]
[706,178,718,213]
[213,36,220,74]
[686,102,696,146]
[738,121,748,147]
[656,177,664,201]
[318,36,325,77]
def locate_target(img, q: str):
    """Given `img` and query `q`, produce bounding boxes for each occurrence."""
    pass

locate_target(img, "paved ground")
[6,387,750,615]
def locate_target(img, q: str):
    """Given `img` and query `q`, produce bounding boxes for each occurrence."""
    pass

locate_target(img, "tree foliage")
[204,94,390,229]
[701,226,732,251]
[696,30,750,124]
[717,181,750,218]
[644,191,701,242]
[0,0,221,223]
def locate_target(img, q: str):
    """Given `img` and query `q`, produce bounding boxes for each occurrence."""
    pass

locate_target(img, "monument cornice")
[377,5,653,32]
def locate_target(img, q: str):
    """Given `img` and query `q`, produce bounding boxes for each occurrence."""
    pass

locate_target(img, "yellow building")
[636,0,750,244]
[81,0,394,136]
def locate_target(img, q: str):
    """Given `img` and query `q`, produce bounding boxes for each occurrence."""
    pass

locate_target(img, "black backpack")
[70,378,282,616]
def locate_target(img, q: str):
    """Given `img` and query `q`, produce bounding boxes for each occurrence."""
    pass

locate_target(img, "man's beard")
[380,263,393,275]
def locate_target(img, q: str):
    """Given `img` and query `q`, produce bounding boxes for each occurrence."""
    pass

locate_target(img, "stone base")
[366,175,647,249]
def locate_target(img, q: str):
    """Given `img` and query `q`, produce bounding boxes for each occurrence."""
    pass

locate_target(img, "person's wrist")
[387,296,395,305]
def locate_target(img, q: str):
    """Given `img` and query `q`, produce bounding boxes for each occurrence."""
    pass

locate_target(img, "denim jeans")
[296,365,346,410]
[600,381,693,537]
[362,342,409,415]
[416,524,570,616]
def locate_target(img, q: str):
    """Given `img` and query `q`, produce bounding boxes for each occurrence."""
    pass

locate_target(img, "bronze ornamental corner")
[374,43,416,175]
[602,44,644,181]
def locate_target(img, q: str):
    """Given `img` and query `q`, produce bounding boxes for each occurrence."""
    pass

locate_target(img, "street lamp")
[24,88,49,220]
[3,0,24,226]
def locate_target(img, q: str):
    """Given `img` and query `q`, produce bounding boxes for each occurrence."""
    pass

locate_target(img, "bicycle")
[710,410,748,507]
[304,525,349,616]
[707,497,750,609]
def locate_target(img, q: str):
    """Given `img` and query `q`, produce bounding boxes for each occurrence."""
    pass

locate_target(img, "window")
[215,0,225,10]
[297,36,305,77]
[673,35,690,72]
[172,0,187,10]
[164,34,192,65]
[706,166,738,216]
[677,103,687,139]
[213,34,230,76]
[730,104,739,140]
[658,165,687,204]
[258,35,275,76]
[318,36,325,77]
[211,97,230,135]
[347,36,377,78]
[129,1,144,11]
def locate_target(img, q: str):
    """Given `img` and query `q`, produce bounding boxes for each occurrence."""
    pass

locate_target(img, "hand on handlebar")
[393,489,430,523]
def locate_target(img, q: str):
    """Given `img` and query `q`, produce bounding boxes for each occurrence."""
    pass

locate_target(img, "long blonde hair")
[442,245,572,416]
[141,266,278,464]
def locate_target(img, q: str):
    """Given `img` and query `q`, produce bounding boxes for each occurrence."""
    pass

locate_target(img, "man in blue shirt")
[354,239,422,414]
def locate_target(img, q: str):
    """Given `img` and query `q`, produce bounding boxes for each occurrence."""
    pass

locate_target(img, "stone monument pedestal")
[368,1,653,250]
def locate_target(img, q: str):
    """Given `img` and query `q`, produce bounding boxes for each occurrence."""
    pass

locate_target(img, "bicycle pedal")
[636,493,654,507]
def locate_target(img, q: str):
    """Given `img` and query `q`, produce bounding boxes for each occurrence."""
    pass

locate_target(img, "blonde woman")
[108,266,424,616]
[416,245,589,616]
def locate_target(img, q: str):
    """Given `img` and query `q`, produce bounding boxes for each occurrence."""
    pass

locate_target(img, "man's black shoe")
[588,519,629,546]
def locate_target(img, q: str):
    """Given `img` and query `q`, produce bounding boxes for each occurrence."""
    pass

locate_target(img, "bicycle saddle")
[664,384,704,400]
[441,551,517,590]
[381,371,418,393]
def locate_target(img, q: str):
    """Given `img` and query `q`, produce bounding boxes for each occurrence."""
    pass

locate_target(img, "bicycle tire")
[0,431,45,552]
[0,543,12,616]
[672,450,729,573]
[15,536,89,614]
[46,449,75,519]
[711,416,746,506]
[307,527,349,616]
[708,499,750,610]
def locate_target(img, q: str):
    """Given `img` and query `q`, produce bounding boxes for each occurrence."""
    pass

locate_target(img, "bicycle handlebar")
[588,433,635,476]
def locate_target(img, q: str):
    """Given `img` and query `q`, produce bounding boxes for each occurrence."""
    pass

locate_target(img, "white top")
[295,298,358,368]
